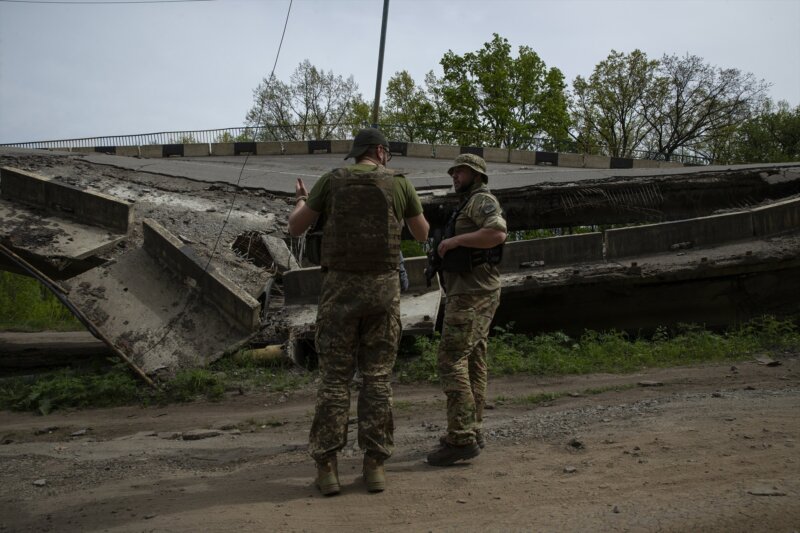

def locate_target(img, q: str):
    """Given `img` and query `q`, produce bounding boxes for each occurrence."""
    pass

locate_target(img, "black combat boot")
[427,441,480,466]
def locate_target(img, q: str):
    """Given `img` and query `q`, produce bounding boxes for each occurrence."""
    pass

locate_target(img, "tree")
[643,54,770,161]
[727,100,800,163]
[571,50,659,158]
[245,60,363,141]
[382,70,436,143]
[434,33,570,149]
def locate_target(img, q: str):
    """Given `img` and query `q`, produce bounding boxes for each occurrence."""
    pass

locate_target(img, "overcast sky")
[1,0,798,144]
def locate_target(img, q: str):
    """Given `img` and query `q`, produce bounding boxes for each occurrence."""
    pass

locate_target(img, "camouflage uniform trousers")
[309,269,402,463]
[437,289,501,446]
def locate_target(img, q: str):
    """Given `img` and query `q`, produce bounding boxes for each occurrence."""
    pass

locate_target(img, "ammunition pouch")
[441,243,503,273]
[305,231,323,265]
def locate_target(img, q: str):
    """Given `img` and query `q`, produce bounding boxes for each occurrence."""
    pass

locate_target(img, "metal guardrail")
[0,124,712,165]
[0,128,257,150]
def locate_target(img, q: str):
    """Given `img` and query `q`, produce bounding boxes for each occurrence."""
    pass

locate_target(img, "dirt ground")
[1,355,798,533]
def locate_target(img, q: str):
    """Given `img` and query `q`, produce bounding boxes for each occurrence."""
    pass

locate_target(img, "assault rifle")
[423,228,444,288]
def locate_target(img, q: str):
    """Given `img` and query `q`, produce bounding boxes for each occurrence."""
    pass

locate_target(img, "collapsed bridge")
[1,144,798,382]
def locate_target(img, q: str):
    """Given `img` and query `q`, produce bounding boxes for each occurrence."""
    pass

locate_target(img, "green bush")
[0,366,140,415]
[397,316,800,383]
[0,272,82,331]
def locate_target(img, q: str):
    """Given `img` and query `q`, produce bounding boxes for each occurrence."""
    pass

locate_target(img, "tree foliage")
[434,34,570,149]
[382,70,436,143]
[571,50,660,158]
[643,54,770,161]
[725,100,800,163]
[245,60,364,141]
[240,40,783,166]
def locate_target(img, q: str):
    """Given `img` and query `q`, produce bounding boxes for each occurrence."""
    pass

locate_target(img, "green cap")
[345,128,390,160]
[448,153,488,182]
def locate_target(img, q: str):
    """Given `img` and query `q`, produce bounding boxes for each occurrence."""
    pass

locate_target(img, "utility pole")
[371,0,390,128]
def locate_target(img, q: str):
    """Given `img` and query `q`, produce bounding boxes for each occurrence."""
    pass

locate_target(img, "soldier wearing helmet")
[427,153,507,467]
[288,128,429,495]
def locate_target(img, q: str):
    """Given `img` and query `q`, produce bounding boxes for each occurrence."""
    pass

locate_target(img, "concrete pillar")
[183,144,209,157]
[255,142,283,155]
[483,147,509,164]
[557,153,584,168]
[139,145,163,158]
[509,150,536,165]
[116,146,139,157]
[407,143,433,158]
[433,145,460,160]
[210,143,235,156]
[584,155,611,169]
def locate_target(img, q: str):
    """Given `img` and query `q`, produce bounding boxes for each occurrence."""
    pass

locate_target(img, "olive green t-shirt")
[443,183,507,295]
[306,163,423,222]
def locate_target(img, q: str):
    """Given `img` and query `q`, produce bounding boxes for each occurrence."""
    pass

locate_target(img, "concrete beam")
[283,266,323,305]
[183,144,209,157]
[584,155,611,169]
[483,147,509,164]
[632,159,661,169]
[433,145,460,160]
[330,140,351,154]
[751,197,800,237]
[407,143,433,158]
[116,146,139,157]
[500,233,604,273]
[283,141,308,155]
[0,167,132,233]
[606,211,754,259]
[557,153,584,168]
[142,218,260,331]
[210,143,235,156]
[256,142,283,155]
[139,145,162,158]
[509,150,536,165]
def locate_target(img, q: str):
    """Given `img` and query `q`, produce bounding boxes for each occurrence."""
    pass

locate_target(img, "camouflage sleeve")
[468,193,507,232]
[306,173,330,213]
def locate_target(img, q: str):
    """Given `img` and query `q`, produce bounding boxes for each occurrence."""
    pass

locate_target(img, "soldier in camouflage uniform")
[427,153,507,467]
[288,128,429,495]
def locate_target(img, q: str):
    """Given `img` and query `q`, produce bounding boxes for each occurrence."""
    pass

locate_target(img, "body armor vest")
[441,191,504,272]
[320,167,402,272]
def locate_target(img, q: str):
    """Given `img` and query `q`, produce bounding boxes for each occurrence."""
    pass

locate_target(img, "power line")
[129,0,293,372]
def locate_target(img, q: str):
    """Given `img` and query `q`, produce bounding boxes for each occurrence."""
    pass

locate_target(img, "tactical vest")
[441,190,504,272]
[320,167,402,272]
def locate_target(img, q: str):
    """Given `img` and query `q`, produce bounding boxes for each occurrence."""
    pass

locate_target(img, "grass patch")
[0,272,83,331]
[0,353,315,415]
[496,391,562,406]
[0,364,142,415]
[397,315,800,384]
[3,315,797,415]
[393,400,413,411]
[211,350,315,392]
[582,383,637,395]
[494,384,636,407]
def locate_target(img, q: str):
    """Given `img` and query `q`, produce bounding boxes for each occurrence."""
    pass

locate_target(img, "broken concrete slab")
[1,166,132,233]
[0,166,133,276]
[232,231,299,274]
[142,219,260,332]
[61,219,261,379]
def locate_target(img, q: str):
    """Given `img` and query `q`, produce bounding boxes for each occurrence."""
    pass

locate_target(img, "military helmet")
[344,128,390,160]
[448,153,488,182]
